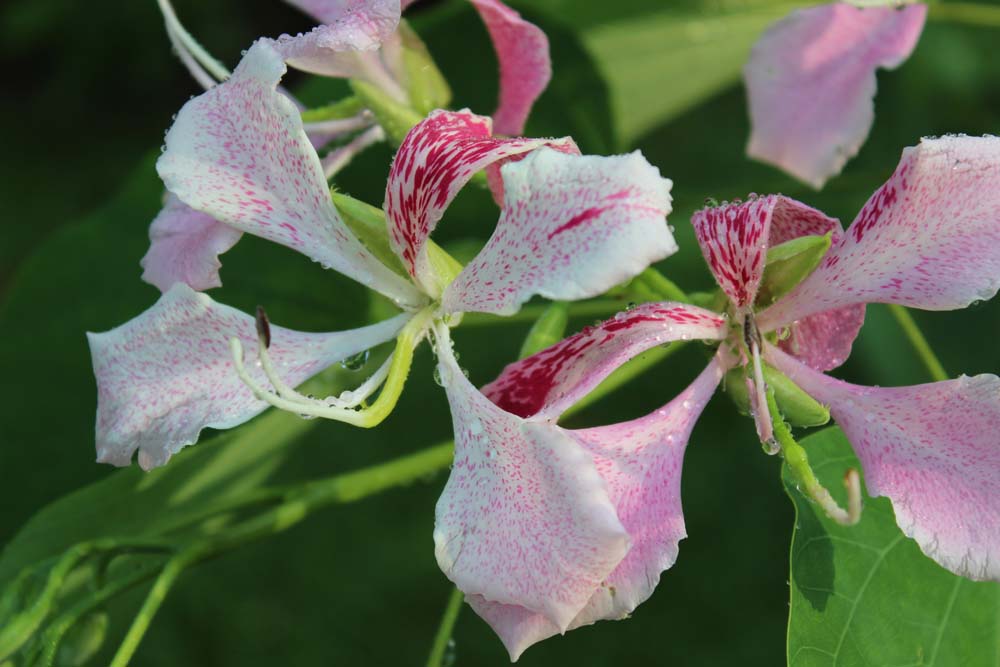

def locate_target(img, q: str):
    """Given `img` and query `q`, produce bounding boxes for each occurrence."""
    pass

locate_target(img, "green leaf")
[532,0,804,146]
[784,427,1000,666]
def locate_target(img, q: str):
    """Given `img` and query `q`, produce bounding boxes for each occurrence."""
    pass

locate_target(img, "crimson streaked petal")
[482,302,727,420]
[384,109,566,292]
[87,284,409,471]
[759,135,1000,330]
[745,2,926,188]
[768,344,1000,581]
[157,40,421,306]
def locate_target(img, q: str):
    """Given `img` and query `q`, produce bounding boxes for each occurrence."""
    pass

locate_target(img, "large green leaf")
[531,0,803,146]
[784,427,1000,666]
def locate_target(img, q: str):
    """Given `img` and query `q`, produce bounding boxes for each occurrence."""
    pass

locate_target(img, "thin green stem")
[928,2,1000,29]
[769,390,860,526]
[425,587,463,667]
[887,305,949,382]
[104,442,455,665]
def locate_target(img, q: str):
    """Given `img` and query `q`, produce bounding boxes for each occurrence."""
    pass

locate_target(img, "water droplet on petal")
[340,349,369,371]
[433,367,444,386]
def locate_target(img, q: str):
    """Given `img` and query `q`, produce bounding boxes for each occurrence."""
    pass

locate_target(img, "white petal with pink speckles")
[768,345,1000,581]
[276,0,401,82]
[158,40,422,307]
[745,2,926,188]
[433,331,629,631]
[482,302,726,420]
[443,149,675,316]
[385,110,566,293]
[759,136,1000,330]
[140,194,243,293]
[467,0,551,136]
[87,283,409,471]
[468,355,727,660]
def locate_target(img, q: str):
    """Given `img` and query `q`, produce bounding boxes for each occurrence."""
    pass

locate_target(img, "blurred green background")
[1,0,999,664]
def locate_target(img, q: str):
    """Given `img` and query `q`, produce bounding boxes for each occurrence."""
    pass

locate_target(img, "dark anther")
[255,305,272,349]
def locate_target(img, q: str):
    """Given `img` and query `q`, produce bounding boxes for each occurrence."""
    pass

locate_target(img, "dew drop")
[761,439,780,455]
[442,639,457,667]
[433,367,444,386]
[340,349,369,371]
[777,327,792,341]
[626,302,638,311]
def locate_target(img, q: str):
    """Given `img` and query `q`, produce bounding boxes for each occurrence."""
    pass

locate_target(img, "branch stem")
[887,305,949,382]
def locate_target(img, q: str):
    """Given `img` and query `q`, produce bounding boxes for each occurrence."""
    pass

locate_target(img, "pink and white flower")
[88,39,676,474]
[744,1,927,188]
[284,0,551,136]
[470,134,1000,657]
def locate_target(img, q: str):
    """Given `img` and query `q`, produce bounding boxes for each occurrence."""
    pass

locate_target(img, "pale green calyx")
[757,232,832,306]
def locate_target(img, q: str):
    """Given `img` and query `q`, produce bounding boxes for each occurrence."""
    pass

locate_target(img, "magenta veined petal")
[140,194,243,293]
[767,345,1000,581]
[765,193,865,371]
[432,330,630,631]
[384,109,569,293]
[469,353,728,660]
[483,302,727,421]
[442,149,675,316]
[158,40,422,307]
[759,135,1000,331]
[87,283,409,471]
[744,2,926,188]
[694,194,836,310]
[467,0,551,136]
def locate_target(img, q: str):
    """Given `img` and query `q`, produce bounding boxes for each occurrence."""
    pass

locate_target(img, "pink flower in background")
[744,2,927,188]
[285,0,551,136]
[88,39,676,473]
[466,134,1000,657]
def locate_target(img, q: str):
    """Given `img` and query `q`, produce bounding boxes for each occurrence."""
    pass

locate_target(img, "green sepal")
[396,21,452,115]
[300,96,365,124]
[756,232,831,306]
[724,361,830,428]
[519,301,570,359]
[332,191,409,278]
[333,191,463,296]
[350,80,423,146]
[424,242,464,296]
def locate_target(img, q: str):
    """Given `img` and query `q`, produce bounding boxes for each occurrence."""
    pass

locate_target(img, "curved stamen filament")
[156,0,231,85]
[768,388,862,526]
[230,309,432,428]
[302,111,375,136]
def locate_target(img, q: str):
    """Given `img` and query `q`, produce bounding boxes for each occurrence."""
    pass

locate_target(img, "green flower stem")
[636,268,690,303]
[928,2,1000,28]
[769,390,860,526]
[106,441,455,666]
[887,305,949,382]
[425,587,464,667]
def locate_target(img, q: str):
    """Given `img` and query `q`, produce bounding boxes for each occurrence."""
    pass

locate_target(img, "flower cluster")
[88,0,1000,661]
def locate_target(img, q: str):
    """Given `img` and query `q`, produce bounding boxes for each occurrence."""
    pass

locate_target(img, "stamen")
[767,388,863,526]
[302,111,375,136]
[228,308,433,428]
[157,0,231,84]
[229,337,376,426]
[323,126,387,179]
